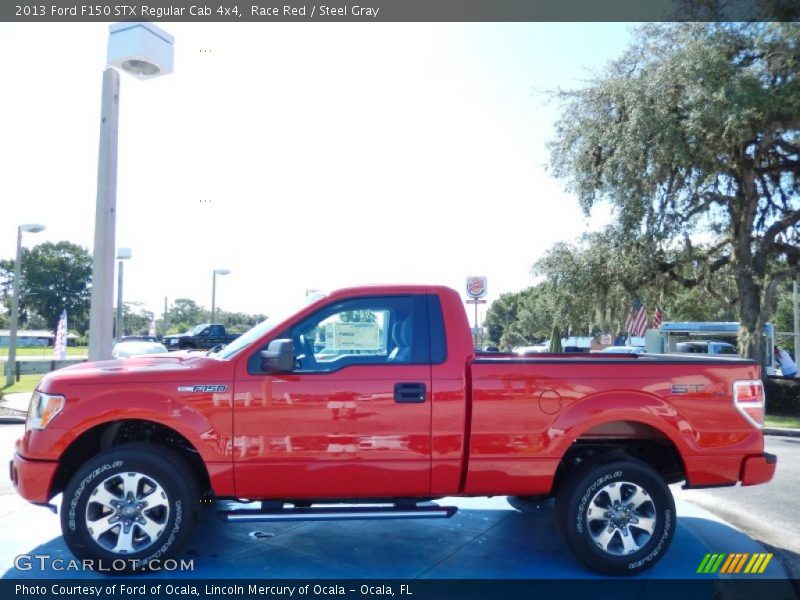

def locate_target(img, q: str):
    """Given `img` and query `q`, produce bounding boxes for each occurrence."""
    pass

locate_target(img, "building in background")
[0,329,78,348]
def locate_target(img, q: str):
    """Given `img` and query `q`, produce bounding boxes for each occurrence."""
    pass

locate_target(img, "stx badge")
[177,385,228,393]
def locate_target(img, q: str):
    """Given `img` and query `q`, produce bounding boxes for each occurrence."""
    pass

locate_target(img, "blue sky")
[1,22,633,322]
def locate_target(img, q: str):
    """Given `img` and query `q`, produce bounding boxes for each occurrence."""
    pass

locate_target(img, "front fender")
[20,387,233,466]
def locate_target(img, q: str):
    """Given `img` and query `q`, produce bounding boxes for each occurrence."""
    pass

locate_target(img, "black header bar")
[3,0,799,23]
[4,578,798,600]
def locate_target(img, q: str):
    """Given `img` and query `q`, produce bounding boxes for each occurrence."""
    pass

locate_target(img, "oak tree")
[549,23,800,361]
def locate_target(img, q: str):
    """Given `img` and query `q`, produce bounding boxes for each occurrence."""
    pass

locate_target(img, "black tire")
[61,443,199,573]
[556,458,675,576]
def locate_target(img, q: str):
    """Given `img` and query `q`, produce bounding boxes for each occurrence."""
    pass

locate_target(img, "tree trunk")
[549,325,563,352]
[732,168,766,366]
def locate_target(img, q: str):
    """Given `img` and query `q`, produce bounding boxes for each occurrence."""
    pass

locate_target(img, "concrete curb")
[763,427,800,438]
[0,392,29,423]
[0,392,31,413]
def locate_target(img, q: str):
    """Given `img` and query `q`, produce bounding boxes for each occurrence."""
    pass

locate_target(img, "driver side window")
[285,295,425,373]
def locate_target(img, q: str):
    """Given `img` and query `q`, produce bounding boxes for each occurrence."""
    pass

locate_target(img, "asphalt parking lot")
[0,413,793,591]
[0,486,791,584]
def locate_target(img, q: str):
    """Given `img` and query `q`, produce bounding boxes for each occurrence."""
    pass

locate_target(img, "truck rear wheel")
[556,458,675,576]
[61,443,199,573]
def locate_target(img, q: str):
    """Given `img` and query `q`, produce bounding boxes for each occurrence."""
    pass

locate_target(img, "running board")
[218,503,458,523]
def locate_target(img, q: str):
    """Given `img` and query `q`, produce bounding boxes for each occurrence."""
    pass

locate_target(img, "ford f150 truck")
[162,324,240,351]
[11,285,776,575]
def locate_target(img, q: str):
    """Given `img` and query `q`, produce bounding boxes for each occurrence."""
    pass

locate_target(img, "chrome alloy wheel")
[585,480,657,556]
[85,472,170,554]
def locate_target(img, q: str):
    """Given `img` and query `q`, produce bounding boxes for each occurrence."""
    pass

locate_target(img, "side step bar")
[218,503,458,523]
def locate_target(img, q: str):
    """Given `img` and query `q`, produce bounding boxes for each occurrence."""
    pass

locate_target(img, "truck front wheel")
[61,443,199,572]
[556,458,675,576]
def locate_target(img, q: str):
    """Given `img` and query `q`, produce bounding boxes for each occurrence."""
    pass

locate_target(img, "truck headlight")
[169,339,178,345]
[27,391,65,431]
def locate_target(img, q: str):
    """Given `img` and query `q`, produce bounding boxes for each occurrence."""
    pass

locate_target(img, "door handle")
[394,382,426,403]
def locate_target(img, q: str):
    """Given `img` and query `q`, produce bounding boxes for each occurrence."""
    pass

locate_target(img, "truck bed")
[464,353,763,495]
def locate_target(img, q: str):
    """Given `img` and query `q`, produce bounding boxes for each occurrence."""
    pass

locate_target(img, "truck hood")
[38,353,225,388]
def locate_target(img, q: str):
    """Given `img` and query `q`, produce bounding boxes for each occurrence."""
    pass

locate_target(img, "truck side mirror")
[260,339,294,373]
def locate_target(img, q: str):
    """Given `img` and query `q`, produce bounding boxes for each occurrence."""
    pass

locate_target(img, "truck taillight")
[733,380,765,429]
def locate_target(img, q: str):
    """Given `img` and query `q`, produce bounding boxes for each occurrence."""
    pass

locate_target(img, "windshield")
[216,294,326,360]
[188,324,207,335]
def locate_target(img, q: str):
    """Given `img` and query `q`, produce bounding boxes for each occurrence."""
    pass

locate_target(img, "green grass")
[764,415,800,429]
[1,373,44,395]
[0,346,87,358]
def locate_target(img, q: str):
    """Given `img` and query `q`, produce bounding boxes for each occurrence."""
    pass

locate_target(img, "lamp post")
[88,23,174,362]
[211,269,231,324]
[114,248,132,341]
[6,223,45,387]
[794,280,799,365]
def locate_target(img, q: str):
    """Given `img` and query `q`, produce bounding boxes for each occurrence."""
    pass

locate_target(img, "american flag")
[53,310,68,360]
[653,307,664,330]
[624,299,648,338]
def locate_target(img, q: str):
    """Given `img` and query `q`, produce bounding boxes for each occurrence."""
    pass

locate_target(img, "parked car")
[119,335,160,343]
[162,324,240,351]
[676,340,738,355]
[12,285,775,576]
[598,346,647,354]
[111,340,169,358]
[513,344,549,354]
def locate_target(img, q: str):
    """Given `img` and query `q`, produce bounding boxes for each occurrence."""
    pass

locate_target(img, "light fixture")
[107,23,174,81]
[121,59,160,77]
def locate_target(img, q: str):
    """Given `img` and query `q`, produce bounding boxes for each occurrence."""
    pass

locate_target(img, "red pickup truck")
[11,285,776,575]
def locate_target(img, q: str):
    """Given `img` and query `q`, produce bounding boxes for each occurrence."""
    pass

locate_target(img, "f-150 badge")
[178,385,228,393]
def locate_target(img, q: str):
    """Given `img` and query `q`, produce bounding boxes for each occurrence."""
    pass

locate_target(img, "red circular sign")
[466,277,487,298]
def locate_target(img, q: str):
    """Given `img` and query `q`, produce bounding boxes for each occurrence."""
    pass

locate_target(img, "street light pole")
[163,296,169,338]
[88,68,121,361]
[114,248,132,341]
[794,280,799,362]
[211,269,231,324]
[88,23,174,362]
[211,272,216,324]
[115,258,124,339]
[6,224,45,387]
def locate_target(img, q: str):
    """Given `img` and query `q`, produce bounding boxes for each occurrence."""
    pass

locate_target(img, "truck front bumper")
[10,452,58,504]
[740,452,777,486]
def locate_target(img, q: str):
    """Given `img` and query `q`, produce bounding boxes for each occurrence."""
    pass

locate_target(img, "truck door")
[232,294,433,499]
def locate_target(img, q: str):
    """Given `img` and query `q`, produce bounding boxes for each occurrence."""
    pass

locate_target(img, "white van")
[675,341,738,355]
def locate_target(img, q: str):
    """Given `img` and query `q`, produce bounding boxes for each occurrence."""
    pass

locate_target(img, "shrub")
[764,377,800,416]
